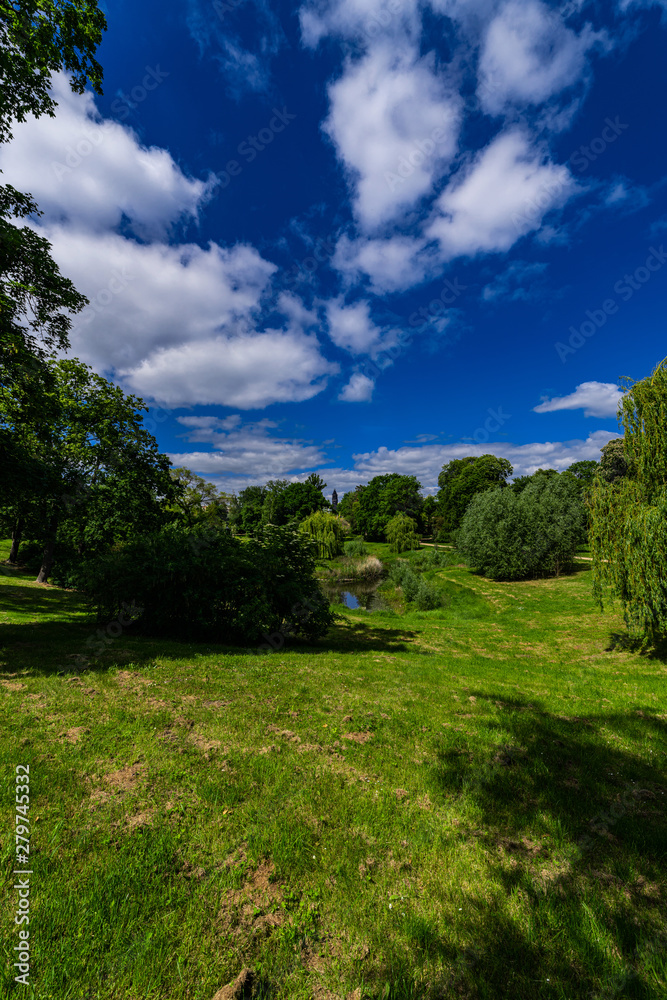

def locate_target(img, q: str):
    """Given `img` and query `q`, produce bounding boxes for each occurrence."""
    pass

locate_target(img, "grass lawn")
[0,540,665,1000]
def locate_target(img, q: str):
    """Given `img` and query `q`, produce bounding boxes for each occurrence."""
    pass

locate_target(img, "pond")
[321,578,389,611]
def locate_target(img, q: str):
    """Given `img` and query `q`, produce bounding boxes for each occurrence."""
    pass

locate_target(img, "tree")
[299,510,347,558]
[337,485,365,533]
[421,495,438,536]
[168,467,228,526]
[385,512,421,554]
[598,438,630,483]
[437,455,513,536]
[355,474,423,540]
[589,360,667,642]
[459,472,586,580]
[1,0,107,385]
[510,468,558,495]
[565,460,599,488]
[270,479,329,525]
[236,485,266,536]
[1,358,179,583]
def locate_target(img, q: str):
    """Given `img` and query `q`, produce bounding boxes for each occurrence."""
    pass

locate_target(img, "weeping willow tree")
[589,358,667,642]
[385,512,421,553]
[299,510,347,559]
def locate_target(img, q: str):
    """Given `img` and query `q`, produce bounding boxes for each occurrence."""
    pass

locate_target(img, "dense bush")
[458,473,586,580]
[78,523,335,644]
[415,579,444,610]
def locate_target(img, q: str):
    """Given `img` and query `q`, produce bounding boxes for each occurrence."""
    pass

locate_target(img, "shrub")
[355,555,383,580]
[299,510,347,559]
[79,523,335,644]
[415,579,443,610]
[385,512,421,553]
[458,474,586,580]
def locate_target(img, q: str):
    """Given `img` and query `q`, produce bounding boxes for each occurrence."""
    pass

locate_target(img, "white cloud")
[338,372,375,401]
[481,259,548,301]
[47,226,277,372]
[123,327,339,409]
[300,0,420,47]
[533,381,623,418]
[426,130,576,259]
[325,298,383,354]
[324,44,460,230]
[477,0,601,116]
[0,73,213,238]
[170,416,327,479]
[346,428,617,484]
[333,233,435,293]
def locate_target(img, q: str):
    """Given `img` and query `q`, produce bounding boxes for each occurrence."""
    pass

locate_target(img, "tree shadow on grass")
[605,630,667,663]
[0,610,419,678]
[420,693,667,999]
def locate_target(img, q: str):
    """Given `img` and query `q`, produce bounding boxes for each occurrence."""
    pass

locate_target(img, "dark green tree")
[437,455,513,535]
[355,474,423,540]
[270,479,329,525]
[168,467,228,526]
[598,438,630,484]
[236,485,266,536]
[1,358,178,583]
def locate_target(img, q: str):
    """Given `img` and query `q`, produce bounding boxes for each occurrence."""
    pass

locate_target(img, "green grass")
[0,540,665,999]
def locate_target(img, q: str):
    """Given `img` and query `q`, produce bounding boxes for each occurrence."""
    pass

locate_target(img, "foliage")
[336,486,364,532]
[385,512,421,553]
[235,485,266,536]
[437,455,513,535]
[299,510,347,559]
[270,479,329,525]
[0,358,179,581]
[79,523,335,643]
[565,460,599,489]
[590,360,667,642]
[414,578,444,610]
[598,437,630,484]
[510,468,558,495]
[459,472,586,580]
[168,467,229,526]
[355,474,423,540]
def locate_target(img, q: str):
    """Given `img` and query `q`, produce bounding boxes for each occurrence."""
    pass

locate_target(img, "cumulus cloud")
[333,233,436,293]
[533,381,623,418]
[123,327,339,409]
[300,0,420,47]
[426,130,576,259]
[338,372,375,401]
[0,73,213,238]
[325,298,383,354]
[324,44,460,230]
[170,416,327,479]
[477,0,601,116]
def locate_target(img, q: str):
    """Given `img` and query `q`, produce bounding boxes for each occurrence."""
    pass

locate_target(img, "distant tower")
[331,489,338,513]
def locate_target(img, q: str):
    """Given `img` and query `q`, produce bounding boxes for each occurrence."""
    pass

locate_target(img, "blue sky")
[3,0,667,496]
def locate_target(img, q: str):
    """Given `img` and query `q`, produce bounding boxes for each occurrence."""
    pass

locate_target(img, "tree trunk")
[36,517,58,584]
[8,516,24,564]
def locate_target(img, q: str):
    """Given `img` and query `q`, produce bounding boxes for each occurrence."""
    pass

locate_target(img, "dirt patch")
[122,809,155,831]
[115,670,155,688]
[1,680,26,690]
[217,858,284,942]
[211,967,255,1000]
[342,731,373,745]
[60,727,89,744]
[204,700,231,709]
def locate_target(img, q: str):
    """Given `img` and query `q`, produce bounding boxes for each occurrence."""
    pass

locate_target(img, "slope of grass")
[0,540,665,1000]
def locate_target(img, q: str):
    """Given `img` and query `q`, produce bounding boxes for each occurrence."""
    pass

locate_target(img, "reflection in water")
[321,579,388,611]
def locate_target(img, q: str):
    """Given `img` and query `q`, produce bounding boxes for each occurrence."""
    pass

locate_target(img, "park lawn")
[0,541,666,1000]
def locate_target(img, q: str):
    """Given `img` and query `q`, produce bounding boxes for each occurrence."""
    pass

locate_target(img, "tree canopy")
[354,474,423,540]
[589,361,667,642]
[437,454,513,535]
